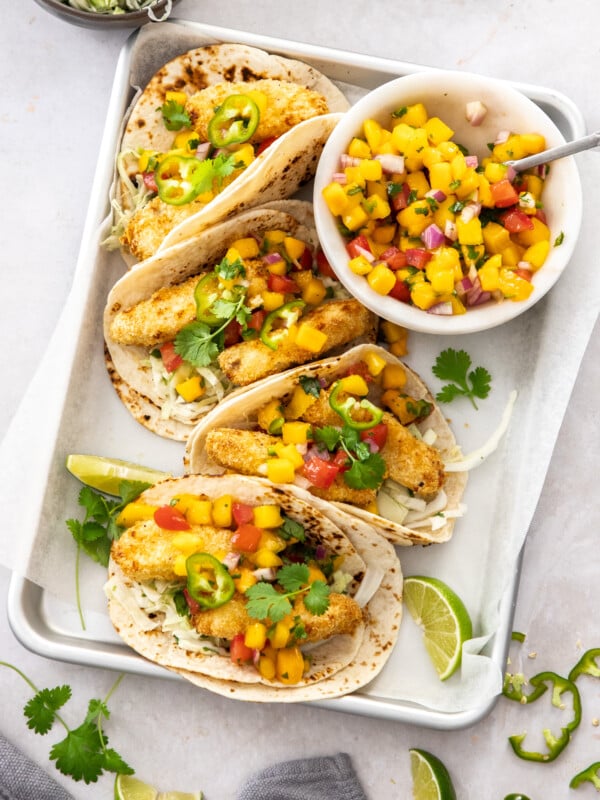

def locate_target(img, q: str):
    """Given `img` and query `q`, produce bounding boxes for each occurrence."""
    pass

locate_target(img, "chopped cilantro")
[554,231,565,246]
[299,375,322,398]
[245,564,330,622]
[158,99,192,131]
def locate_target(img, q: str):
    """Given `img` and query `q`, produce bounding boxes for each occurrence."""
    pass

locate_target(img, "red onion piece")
[315,544,327,561]
[455,276,473,298]
[222,552,241,571]
[332,172,347,184]
[375,153,406,174]
[263,252,284,265]
[465,155,479,169]
[340,154,361,169]
[427,301,454,315]
[495,130,510,145]
[444,220,458,241]
[421,223,445,250]
[426,188,447,203]
[195,142,211,160]
[465,100,488,126]
[506,165,517,183]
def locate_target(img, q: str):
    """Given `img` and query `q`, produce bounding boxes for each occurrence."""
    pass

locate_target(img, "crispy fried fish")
[218,299,377,386]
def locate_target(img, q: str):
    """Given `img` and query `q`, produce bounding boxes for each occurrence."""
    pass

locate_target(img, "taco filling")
[112,79,335,260]
[105,480,366,686]
[106,221,377,437]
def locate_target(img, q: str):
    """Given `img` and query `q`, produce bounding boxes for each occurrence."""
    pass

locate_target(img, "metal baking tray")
[7,20,585,730]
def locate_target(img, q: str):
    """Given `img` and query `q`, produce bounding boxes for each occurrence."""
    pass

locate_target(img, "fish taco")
[104,474,402,701]
[103,201,378,441]
[107,42,350,262]
[185,344,469,546]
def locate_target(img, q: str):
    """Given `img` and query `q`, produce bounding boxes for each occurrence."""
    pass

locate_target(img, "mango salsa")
[321,104,554,315]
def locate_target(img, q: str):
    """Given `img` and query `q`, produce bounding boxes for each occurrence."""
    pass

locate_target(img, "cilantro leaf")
[245,582,292,623]
[175,322,221,367]
[50,721,106,784]
[313,426,342,452]
[279,515,305,542]
[277,564,310,593]
[432,348,492,409]
[24,686,72,735]
[158,99,191,131]
[299,375,322,398]
[344,453,386,490]
[216,255,245,280]
[303,581,330,616]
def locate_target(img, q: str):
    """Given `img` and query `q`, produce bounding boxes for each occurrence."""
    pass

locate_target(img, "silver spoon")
[505,130,600,171]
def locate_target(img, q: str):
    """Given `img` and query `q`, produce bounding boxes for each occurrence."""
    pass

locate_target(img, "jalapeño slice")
[207,95,260,148]
[186,552,235,610]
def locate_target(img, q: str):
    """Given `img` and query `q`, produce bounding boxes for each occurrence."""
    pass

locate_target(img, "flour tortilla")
[105,474,402,701]
[185,344,468,546]
[116,42,350,260]
[104,201,377,441]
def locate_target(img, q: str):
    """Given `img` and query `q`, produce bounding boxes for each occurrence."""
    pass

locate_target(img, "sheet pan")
[6,20,586,729]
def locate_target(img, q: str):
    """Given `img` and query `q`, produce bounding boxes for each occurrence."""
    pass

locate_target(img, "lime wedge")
[158,793,203,800]
[66,454,169,496]
[403,575,473,681]
[114,775,158,800]
[409,749,457,800]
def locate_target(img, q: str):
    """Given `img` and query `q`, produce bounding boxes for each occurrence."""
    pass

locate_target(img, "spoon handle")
[506,130,600,171]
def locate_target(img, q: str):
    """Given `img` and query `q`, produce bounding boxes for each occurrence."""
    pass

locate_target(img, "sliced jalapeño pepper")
[207,95,260,148]
[328,380,384,431]
[570,761,600,790]
[155,154,206,206]
[186,552,235,610]
[568,647,600,682]
[194,273,224,326]
[506,671,581,763]
[260,300,306,350]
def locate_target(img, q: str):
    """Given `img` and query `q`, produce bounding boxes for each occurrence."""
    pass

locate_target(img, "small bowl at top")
[313,69,582,335]
[32,0,179,29]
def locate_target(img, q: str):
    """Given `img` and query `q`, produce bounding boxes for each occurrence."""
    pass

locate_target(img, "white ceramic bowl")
[32,0,179,29]
[313,69,583,335]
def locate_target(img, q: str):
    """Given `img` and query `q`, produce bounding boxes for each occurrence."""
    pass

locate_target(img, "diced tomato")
[302,456,340,489]
[154,505,191,531]
[360,422,388,450]
[231,523,263,553]
[316,248,337,279]
[380,246,407,270]
[159,341,184,373]
[490,179,520,208]
[230,633,254,664]
[267,273,300,293]
[390,182,411,212]
[501,208,534,233]
[344,361,374,383]
[183,588,201,616]
[331,450,350,472]
[143,171,158,192]
[223,319,242,347]
[232,502,254,526]
[513,268,533,282]
[346,234,372,259]
[405,248,432,269]
[255,136,278,157]
[292,245,313,271]
[388,279,411,303]
[247,309,267,331]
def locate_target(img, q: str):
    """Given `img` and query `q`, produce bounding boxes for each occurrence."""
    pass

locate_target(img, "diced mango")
[294,323,327,353]
[284,236,307,261]
[245,622,267,650]
[230,237,260,258]
[234,567,258,594]
[212,495,233,527]
[322,182,349,216]
[285,385,317,420]
[266,458,296,484]
[276,647,305,684]
[482,221,511,254]
[175,375,204,402]
[367,262,396,295]
[381,363,407,390]
[348,137,372,159]
[116,502,157,527]
[339,374,369,396]
[425,116,454,145]
[523,239,550,270]
[363,350,387,377]
[253,505,284,529]
[281,421,311,445]
[514,216,550,247]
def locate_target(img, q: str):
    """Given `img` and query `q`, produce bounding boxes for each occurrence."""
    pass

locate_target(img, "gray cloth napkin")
[0,734,73,800]
[235,753,368,800]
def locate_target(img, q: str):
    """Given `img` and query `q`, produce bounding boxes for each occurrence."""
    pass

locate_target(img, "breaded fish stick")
[381,413,445,499]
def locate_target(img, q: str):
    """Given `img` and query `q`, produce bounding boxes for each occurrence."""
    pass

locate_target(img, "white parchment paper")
[1,22,598,714]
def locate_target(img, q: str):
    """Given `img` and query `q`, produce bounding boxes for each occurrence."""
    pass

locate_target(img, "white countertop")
[2,2,599,797]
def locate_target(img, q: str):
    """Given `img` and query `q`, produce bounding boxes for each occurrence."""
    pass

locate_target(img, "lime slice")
[403,575,473,680]
[114,775,158,800]
[66,454,169,495]
[409,749,457,800]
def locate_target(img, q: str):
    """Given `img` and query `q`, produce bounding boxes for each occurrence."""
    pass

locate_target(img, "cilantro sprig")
[157,99,192,132]
[66,481,151,628]
[245,563,330,622]
[432,348,492,409]
[1,662,133,785]
[313,424,386,490]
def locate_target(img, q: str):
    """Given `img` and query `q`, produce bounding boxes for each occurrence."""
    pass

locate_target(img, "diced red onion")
[332,172,347,184]
[222,552,240,571]
[263,252,284,265]
[427,301,454,315]
[535,163,549,178]
[506,165,517,183]
[355,245,376,262]
[375,153,406,174]
[421,223,445,250]
[465,155,479,169]
[460,202,481,223]
[252,649,261,666]
[315,544,327,561]
[468,290,491,307]
[253,567,277,581]
[425,188,447,203]
[465,100,488,126]
[444,220,457,241]
[495,130,510,145]
[195,141,211,160]
[455,276,473,298]
[340,154,361,169]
